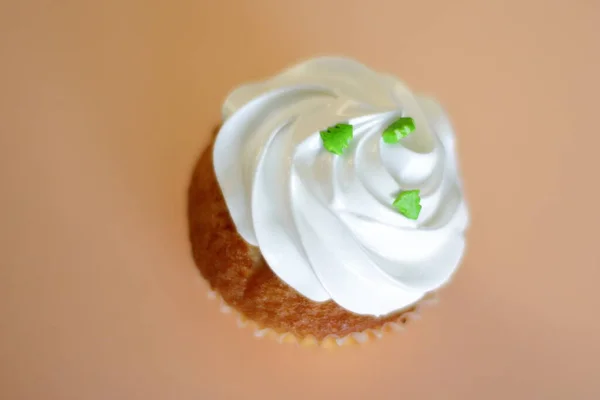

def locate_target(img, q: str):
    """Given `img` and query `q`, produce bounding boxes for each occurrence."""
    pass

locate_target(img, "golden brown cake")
[188,139,419,342]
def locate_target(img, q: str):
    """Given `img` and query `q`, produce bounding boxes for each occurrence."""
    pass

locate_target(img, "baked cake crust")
[187,137,419,340]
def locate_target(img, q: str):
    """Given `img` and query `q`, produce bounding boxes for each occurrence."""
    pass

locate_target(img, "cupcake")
[188,57,468,347]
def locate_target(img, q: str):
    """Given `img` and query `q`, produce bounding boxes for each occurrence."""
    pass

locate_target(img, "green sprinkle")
[320,123,353,155]
[392,190,422,220]
[382,117,416,144]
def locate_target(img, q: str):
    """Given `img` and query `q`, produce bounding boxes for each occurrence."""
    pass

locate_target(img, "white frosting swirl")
[213,57,468,316]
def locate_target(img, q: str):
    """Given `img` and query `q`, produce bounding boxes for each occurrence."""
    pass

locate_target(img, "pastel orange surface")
[1,1,598,398]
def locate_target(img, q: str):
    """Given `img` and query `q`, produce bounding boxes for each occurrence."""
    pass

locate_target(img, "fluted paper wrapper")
[207,290,437,348]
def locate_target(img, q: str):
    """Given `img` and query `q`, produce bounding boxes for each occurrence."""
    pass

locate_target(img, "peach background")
[1,0,599,399]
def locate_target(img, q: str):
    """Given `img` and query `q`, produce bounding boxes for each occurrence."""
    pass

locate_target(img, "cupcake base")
[208,288,436,348]
[187,136,433,343]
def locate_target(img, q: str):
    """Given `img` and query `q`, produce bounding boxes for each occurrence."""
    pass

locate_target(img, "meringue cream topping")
[213,57,468,316]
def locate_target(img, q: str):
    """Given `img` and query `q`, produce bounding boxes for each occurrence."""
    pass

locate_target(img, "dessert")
[188,57,469,346]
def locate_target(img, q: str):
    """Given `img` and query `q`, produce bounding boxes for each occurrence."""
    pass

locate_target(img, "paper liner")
[207,290,438,348]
